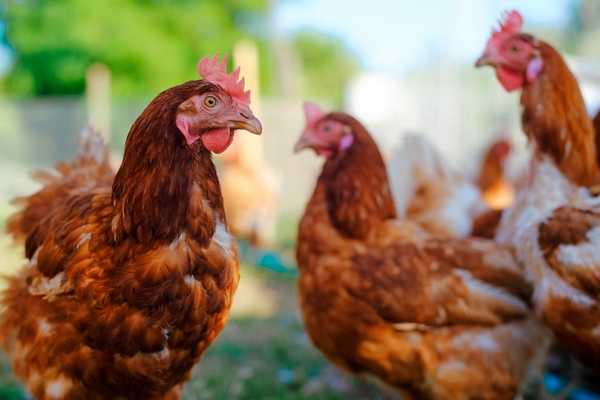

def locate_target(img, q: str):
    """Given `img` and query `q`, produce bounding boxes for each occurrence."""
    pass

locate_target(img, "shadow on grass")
[183,314,391,400]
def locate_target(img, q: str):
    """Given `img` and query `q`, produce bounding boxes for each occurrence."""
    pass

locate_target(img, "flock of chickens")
[1,9,600,400]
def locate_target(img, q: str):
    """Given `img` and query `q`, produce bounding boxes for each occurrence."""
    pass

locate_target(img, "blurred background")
[0,0,599,398]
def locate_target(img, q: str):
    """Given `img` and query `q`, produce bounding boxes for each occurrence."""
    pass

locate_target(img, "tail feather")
[6,126,113,242]
[388,134,482,237]
[388,134,447,217]
[76,125,109,165]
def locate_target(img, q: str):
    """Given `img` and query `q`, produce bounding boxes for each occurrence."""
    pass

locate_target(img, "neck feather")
[521,42,599,187]
[317,113,396,239]
[111,94,224,244]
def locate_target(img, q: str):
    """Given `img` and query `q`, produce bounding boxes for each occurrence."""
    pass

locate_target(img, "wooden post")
[85,63,111,142]
[233,40,263,169]
[225,40,279,246]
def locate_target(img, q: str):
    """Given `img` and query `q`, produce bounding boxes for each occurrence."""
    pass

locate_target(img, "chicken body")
[496,157,600,368]
[0,76,263,398]
[476,139,514,211]
[296,112,547,399]
[594,110,600,168]
[220,154,279,247]
[478,11,600,370]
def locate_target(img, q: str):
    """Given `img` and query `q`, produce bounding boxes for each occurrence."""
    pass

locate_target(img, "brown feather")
[594,109,600,168]
[520,41,600,187]
[1,80,239,399]
[537,207,600,368]
[471,209,504,239]
[493,33,600,371]
[296,112,546,399]
[318,113,396,239]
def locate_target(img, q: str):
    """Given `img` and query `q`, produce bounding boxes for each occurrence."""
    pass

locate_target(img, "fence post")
[85,63,111,142]
[233,40,263,169]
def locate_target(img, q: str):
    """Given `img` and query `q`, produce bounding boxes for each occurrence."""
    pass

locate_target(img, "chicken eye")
[511,44,520,53]
[204,95,218,108]
[322,124,332,133]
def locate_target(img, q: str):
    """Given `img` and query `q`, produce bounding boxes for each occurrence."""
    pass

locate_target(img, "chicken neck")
[520,42,600,187]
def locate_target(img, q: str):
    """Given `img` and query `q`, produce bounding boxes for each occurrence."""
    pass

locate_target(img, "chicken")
[594,109,600,168]
[294,102,547,399]
[476,11,600,189]
[477,10,600,370]
[470,138,515,238]
[6,127,114,243]
[476,138,514,210]
[220,147,279,247]
[388,134,483,238]
[0,55,262,399]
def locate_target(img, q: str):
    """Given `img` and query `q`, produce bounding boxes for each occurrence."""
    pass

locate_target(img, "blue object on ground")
[237,239,297,274]
[544,372,567,394]
[571,389,600,400]
[544,372,600,400]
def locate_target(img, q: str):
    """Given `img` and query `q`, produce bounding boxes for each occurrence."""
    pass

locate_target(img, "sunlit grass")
[183,313,389,400]
[0,234,24,292]
[230,264,291,319]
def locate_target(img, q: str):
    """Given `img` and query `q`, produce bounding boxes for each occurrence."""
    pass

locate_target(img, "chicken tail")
[76,125,110,165]
[388,134,482,237]
[6,126,113,242]
[388,133,453,217]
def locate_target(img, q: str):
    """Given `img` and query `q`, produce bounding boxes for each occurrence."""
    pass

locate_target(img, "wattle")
[201,128,234,154]
[496,66,525,92]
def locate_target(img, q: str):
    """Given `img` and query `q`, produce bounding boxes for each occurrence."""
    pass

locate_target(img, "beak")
[230,108,262,135]
[475,53,495,68]
[293,135,312,153]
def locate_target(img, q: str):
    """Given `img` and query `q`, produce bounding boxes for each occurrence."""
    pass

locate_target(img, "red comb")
[197,54,251,106]
[492,10,523,40]
[304,101,325,128]
[484,10,524,54]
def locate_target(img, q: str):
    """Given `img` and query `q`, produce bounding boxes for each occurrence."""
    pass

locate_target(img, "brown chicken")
[294,102,547,399]
[476,10,600,188]
[477,10,600,370]
[220,147,279,247]
[0,55,262,399]
[470,138,515,238]
[476,138,514,210]
[594,109,600,167]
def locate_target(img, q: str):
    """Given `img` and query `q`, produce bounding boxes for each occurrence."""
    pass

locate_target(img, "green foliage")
[566,0,600,55]
[1,0,360,104]
[292,30,359,106]
[1,0,270,96]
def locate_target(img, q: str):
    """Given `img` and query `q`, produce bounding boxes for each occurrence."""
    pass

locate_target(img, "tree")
[292,30,359,106]
[1,0,270,96]
[566,0,600,56]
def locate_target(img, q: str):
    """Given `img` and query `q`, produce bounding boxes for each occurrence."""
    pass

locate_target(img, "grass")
[182,314,388,400]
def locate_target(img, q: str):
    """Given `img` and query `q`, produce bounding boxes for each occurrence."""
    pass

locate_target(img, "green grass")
[0,353,23,400]
[182,314,388,400]
[0,233,25,293]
